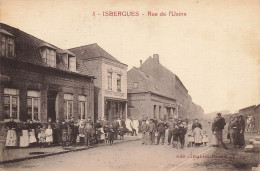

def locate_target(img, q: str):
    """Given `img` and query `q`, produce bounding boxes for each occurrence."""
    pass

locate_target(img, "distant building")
[127,54,204,120]
[0,23,94,123]
[69,44,128,122]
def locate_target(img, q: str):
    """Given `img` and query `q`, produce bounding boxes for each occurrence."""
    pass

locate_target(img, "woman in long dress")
[125,118,133,134]
[45,124,53,146]
[5,117,18,147]
[19,121,30,147]
[192,119,202,146]
[28,120,37,146]
[231,116,245,148]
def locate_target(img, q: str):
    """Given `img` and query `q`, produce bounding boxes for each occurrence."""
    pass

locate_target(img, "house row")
[0,23,203,124]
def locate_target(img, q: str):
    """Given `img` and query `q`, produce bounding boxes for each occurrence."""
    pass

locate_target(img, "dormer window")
[61,50,76,72]
[39,42,56,67]
[0,29,15,57]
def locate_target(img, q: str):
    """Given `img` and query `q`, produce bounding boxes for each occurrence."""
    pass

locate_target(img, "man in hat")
[167,117,177,145]
[215,113,228,149]
[157,118,167,145]
[140,119,149,145]
[148,119,156,145]
[112,118,119,140]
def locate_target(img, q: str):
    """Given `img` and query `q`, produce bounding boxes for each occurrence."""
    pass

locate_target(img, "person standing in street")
[167,117,174,145]
[148,119,156,145]
[132,117,139,136]
[141,120,149,145]
[112,118,119,140]
[217,113,228,149]
[157,118,167,145]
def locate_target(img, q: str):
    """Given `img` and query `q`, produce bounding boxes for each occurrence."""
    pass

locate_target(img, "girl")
[38,128,46,147]
[45,124,53,146]
[19,121,29,148]
[187,130,195,147]
[202,131,209,146]
[28,120,37,146]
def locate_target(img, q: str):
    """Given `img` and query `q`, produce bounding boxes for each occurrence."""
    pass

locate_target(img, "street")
[1,139,210,171]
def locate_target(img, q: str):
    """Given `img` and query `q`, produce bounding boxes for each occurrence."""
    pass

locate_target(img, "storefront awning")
[105,97,128,102]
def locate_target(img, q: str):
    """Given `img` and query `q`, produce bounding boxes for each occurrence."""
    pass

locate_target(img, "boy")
[178,121,187,149]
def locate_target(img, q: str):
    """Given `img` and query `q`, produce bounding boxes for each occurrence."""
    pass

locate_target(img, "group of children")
[187,130,208,147]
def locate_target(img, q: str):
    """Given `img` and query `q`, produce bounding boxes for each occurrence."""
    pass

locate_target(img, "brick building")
[0,23,94,123]
[69,44,128,122]
[127,54,204,120]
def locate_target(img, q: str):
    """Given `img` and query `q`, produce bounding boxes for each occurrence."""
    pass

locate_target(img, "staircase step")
[255,136,260,141]
[254,141,260,148]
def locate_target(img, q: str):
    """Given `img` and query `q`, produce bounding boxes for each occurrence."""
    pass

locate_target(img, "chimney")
[140,60,142,67]
[153,54,159,62]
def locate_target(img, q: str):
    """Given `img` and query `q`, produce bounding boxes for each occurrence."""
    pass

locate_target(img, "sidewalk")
[0,135,141,165]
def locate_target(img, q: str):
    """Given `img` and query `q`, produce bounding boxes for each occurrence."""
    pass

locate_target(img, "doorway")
[47,90,58,121]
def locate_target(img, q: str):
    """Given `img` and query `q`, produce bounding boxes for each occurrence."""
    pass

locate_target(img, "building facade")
[69,44,128,122]
[127,54,204,120]
[0,23,94,123]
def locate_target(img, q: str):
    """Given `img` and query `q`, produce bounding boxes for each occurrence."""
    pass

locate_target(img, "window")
[108,72,112,90]
[0,33,14,57]
[40,47,56,67]
[4,88,19,120]
[78,95,87,120]
[133,82,138,88]
[117,74,121,92]
[153,105,156,118]
[27,91,40,121]
[64,94,73,120]
[69,56,76,72]
[159,106,161,118]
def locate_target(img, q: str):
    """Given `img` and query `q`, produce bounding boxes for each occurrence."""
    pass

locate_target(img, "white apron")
[5,129,17,147]
[19,130,29,147]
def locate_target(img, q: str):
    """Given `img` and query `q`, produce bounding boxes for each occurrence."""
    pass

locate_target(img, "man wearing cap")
[167,117,178,145]
[141,119,149,145]
[148,119,156,145]
[216,113,228,149]
[157,118,167,145]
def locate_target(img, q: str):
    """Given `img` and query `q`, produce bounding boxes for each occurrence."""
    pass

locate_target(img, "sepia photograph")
[0,0,259,170]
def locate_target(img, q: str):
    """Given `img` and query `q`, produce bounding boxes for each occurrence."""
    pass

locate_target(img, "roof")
[0,23,89,76]
[68,43,127,66]
[0,28,14,37]
[127,67,175,100]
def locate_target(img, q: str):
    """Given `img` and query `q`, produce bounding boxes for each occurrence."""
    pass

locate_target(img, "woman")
[125,117,133,135]
[192,118,202,146]
[231,116,245,148]
[19,121,30,147]
[5,117,18,147]
[28,120,37,146]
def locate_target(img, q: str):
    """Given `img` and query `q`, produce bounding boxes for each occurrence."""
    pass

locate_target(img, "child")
[118,125,125,140]
[78,121,85,146]
[38,128,46,147]
[107,123,114,145]
[202,131,209,146]
[187,130,195,147]
[178,122,187,149]
[61,121,68,147]
[45,124,53,146]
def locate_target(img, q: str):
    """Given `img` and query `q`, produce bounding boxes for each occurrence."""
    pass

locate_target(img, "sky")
[0,0,259,114]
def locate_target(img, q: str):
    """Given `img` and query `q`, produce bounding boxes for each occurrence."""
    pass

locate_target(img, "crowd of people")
[4,112,251,150]
[139,116,209,149]
[4,116,137,148]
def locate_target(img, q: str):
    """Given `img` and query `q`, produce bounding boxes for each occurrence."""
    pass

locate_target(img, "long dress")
[211,120,219,146]
[19,130,30,147]
[125,119,133,132]
[29,129,37,143]
[45,129,53,143]
[194,127,202,145]
[232,121,245,146]
[5,121,18,147]
[132,120,139,133]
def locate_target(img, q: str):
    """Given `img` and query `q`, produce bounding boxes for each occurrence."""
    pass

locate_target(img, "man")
[141,120,149,145]
[87,116,94,126]
[216,113,228,149]
[132,117,140,135]
[153,117,158,131]
[84,121,93,148]
[157,118,167,145]
[112,118,119,140]
[148,119,156,145]
[68,116,75,146]
[167,117,174,145]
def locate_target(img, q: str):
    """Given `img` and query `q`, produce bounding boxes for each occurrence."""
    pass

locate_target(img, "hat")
[217,113,221,116]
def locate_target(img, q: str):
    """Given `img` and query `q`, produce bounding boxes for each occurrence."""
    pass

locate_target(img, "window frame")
[27,91,40,121]
[107,72,112,90]
[3,88,20,122]
[117,74,121,92]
